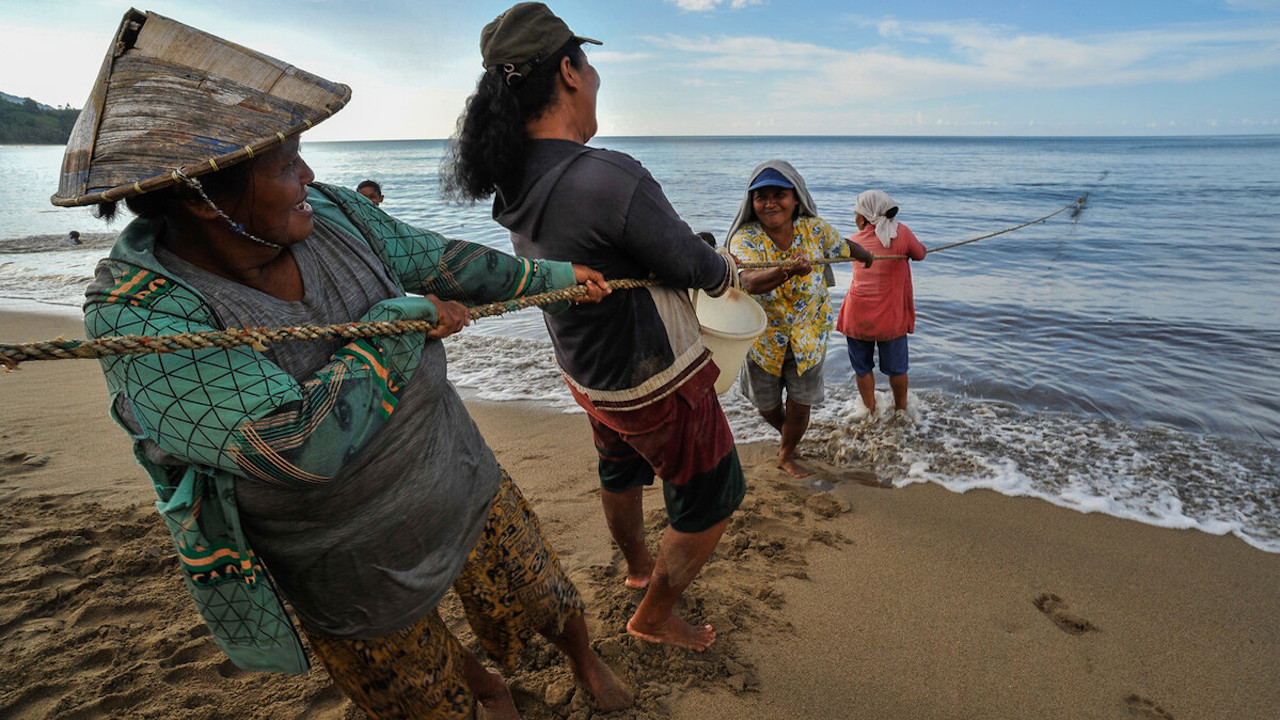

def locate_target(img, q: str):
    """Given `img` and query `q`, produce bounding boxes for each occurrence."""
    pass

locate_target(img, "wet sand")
[2,308,1277,720]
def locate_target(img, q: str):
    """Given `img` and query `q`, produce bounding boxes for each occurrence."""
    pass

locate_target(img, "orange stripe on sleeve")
[107,269,151,304]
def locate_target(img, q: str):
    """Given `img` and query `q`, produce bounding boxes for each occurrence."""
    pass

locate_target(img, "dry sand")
[2,308,1277,720]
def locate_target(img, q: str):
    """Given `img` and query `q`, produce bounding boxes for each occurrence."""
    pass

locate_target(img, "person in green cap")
[55,9,630,719]
[443,2,745,653]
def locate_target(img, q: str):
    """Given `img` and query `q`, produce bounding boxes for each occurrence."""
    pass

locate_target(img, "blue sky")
[2,0,1278,139]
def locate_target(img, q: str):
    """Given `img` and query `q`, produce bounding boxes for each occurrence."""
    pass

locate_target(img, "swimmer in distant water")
[355,179,384,205]
[67,230,81,245]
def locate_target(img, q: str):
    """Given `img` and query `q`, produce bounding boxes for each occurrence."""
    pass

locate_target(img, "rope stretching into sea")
[738,192,1090,267]
[1,192,1092,369]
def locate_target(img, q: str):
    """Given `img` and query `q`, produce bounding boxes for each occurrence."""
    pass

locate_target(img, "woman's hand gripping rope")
[0,276,653,370]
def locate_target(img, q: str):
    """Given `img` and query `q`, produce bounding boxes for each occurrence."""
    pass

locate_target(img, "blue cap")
[747,167,795,192]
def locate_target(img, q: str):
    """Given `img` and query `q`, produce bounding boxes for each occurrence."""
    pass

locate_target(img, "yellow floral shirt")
[729,216,850,376]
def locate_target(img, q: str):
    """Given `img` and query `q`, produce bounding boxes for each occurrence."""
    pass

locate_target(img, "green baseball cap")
[481,3,601,85]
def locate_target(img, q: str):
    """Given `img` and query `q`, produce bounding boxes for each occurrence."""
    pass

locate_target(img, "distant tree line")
[0,97,79,144]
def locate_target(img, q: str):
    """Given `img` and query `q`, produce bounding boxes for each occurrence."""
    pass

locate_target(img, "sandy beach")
[2,308,1277,720]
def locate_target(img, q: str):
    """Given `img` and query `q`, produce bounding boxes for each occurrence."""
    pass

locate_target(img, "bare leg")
[759,405,784,433]
[541,615,634,711]
[889,373,909,411]
[626,517,729,652]
[777,398,811,478]
[601,485,654,588]
[855,372,877,415]
[462,648,518,720]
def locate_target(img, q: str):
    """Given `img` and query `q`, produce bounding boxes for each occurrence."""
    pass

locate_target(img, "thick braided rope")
[0,277,661,368]
[1,195,1088,369]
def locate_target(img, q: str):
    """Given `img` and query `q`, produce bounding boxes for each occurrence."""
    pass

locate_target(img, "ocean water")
[2,136,1277,552]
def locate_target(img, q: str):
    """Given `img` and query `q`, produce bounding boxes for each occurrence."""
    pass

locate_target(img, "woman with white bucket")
[728,160,874,479]
[443,2,746,653]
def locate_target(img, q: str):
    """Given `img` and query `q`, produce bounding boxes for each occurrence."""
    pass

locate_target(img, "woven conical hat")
[52,8,350,207]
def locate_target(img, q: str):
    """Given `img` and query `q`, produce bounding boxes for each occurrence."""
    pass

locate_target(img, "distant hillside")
[0,91,55,110]
[0,93,79,144]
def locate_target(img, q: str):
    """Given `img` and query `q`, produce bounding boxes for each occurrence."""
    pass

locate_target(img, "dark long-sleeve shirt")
[493,139,732,409]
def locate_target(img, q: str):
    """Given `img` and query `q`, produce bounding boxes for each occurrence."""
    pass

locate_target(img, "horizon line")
[304,131,1280,143]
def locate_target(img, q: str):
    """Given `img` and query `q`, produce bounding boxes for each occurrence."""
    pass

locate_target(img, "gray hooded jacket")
[493,139,733,408]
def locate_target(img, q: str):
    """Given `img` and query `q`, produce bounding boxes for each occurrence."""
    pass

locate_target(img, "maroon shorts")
[568,363,745,532]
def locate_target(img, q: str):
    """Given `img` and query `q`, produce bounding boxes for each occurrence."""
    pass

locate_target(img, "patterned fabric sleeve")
[727,224,768,265]
[86,260,434,487]
[812,217,851,259]
[308,183,577,304]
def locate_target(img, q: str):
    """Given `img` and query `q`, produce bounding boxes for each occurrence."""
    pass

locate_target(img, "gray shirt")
[155,219,501,638]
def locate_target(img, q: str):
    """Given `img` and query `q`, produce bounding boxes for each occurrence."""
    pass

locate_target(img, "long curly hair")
[441,40,583,203]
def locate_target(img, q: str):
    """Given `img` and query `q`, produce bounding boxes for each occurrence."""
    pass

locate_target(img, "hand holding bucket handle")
[719,246,744,291]
[690,245,741,314]
[693,249,766,395]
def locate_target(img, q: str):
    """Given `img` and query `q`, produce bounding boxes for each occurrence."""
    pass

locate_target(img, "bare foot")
[624,562,653,589]
[572,653,635,712]
[626,615,716,652]
[615,540,654,589]
[471,671,518,720]
[777,455,811,479]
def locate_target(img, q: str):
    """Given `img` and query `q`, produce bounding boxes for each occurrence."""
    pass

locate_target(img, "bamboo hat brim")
[51,8,351,208]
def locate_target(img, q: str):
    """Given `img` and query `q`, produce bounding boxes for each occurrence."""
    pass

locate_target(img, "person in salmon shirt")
[836,189,927,417]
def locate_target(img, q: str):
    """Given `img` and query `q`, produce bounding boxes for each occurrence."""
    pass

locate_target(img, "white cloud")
[590,51,658,65]
[665,0,762,12]
[876,19,903,39]
[645,19,1280,111]
[0,23,109,107]
[1225,0,1280,10]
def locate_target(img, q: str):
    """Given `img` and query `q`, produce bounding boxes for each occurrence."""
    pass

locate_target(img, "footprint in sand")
[1124,694,1174,719]
[1033,592,1097,635]
[1,448,50,477]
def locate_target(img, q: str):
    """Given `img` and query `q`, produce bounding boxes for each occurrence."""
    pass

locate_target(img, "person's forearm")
[740,266,790,294]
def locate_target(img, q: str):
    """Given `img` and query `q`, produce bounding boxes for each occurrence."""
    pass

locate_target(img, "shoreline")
[2,307,1278,719]
[8,301,1276,555]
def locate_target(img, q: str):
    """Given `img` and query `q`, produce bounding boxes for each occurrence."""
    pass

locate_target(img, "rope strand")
[0,278,660,368]
[738,194,1088,268]
[1,189,1095,369]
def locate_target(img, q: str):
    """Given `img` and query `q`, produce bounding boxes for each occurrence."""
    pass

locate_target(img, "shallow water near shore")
[2,135,1277,551]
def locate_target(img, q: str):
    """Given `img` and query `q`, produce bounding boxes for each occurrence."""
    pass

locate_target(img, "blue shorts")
[845,336,909,377]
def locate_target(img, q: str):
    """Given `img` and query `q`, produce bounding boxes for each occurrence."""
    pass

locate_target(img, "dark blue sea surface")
[302,135,1280,442]
[3,136,1277,550]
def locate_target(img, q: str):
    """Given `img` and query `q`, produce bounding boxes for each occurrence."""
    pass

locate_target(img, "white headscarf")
[855,189,899,248]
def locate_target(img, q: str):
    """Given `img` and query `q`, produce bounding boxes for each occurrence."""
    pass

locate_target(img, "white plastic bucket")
[691,287,767,395]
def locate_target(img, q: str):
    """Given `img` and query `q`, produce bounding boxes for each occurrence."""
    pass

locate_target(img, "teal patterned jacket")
[83,182,576,672]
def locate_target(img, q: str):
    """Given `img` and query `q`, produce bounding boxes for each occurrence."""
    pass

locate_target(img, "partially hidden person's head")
[855,189,900,247]
[441,3,601,202]
[51,9,349,251]
[356,180,384,205]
